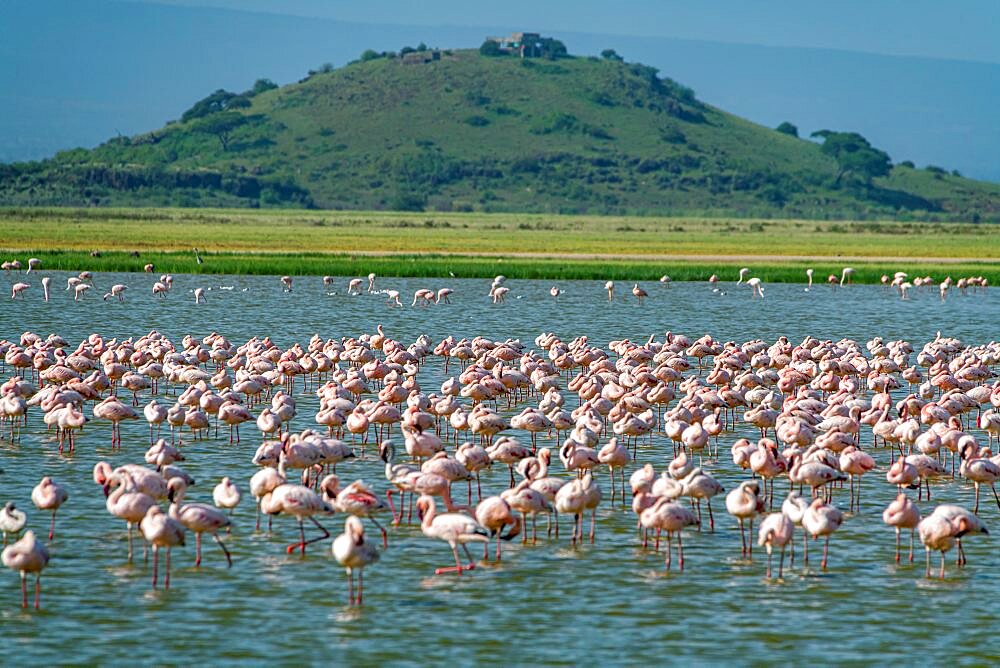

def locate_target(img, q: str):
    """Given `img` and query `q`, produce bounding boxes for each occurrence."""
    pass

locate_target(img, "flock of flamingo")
[2,257,990,304]
[0,260,998,611]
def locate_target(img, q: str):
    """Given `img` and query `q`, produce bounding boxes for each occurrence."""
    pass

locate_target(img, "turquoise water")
[0,272,997,665]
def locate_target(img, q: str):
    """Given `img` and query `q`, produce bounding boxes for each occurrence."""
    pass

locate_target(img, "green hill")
[2,47,998,220]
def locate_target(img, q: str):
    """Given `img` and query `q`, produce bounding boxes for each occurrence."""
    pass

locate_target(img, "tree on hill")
[248,78,278,96]
[776,121,798,137]
[811,130,891,186]
[601,49,623,61]
[181,90,251,123]
[539,37,568,59]
[190,111,248,151]
[479,39,504,57]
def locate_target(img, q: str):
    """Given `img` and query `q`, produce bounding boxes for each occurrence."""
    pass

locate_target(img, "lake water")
[0,272,997,665]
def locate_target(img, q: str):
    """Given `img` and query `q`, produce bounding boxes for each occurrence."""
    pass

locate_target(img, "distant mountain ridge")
[1,47,998,219]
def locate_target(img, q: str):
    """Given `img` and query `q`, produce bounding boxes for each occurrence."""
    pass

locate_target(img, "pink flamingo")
[31,477,68,540]
[2,530,49,608]
[415,495,488,575]
[757,512,794,578]
[882,493,920,563]
[332,516,380,605]
[474,495,521,561]
[105,473,156,561]
[639,497,699,570]
[140,505,185,589]
[168,478,232,567]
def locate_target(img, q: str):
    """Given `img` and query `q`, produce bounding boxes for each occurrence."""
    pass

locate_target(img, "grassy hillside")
[2,48,998,220]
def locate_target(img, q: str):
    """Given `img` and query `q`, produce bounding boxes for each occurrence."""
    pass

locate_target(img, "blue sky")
[131,0,1000,63]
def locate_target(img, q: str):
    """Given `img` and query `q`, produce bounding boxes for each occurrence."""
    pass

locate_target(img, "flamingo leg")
[357,570,364,605]
[368,515,389,549]
[151,545,159,589]
[214,533,232,567]
[20,572,27,608]
[49,511,56,541]
[346,569,354,605]
[286,518,307,554]
[778,546,785,578]
[894,527,901,563]
[678,533,685,570]
[822,535,830,570]
[909,528,914,563]
[165,547,172,589]
[386,490,400,525]
[435,543,466,575]
[195,532,202,567]
[34,573,41,610]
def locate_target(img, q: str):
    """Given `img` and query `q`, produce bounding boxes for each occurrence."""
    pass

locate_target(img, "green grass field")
[1,208,997,282]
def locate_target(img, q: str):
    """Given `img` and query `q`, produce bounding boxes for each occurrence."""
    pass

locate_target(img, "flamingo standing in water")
[167,478,232,567]
[598,437,630,503]
[416,495,489,575]
[726,480,765,557]
[31,477,68,540]
[2,530,49,608]
[140,505,185,589]
[104,473,156,562]
[802,497,845,570]
[474,495,521,561]
[746,277,764,299]
[882,493,920,563]
[260,465,334,554]
[1,502,27,545]
[757,512,794,578]
[213,477,242,528]
[640,497,699,570]
[604,281,614,302]
[332,516,380,605]
[631,283,648,303]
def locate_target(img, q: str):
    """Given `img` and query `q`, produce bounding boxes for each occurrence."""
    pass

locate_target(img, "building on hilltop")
[485,32,543,58]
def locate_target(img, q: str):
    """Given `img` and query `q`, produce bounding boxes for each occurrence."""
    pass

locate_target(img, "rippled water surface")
[0,272,997,665]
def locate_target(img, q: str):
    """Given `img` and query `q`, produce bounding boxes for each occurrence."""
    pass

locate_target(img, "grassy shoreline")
[1,207,997,283]
[4,249,997,284]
